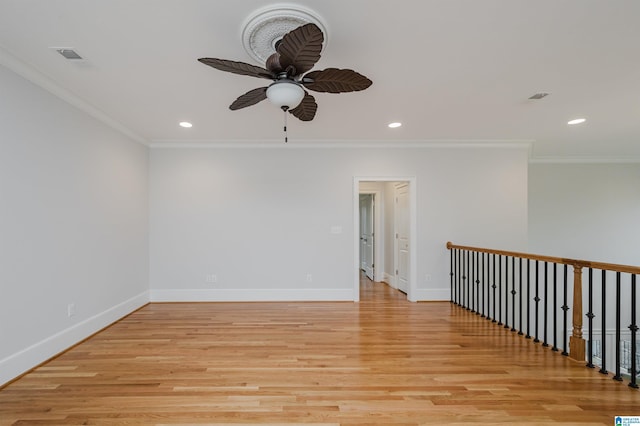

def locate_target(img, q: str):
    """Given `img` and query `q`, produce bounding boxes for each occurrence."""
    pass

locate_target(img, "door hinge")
[395,233,398,239]
[396,269,398,275]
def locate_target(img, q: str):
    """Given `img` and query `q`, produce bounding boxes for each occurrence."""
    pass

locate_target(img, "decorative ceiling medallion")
[241,4,328,64]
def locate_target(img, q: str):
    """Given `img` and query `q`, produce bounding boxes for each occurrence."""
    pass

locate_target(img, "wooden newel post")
[569,264,586,362]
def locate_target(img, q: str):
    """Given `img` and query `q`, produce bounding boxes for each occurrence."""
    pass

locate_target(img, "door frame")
[353,176,417,302]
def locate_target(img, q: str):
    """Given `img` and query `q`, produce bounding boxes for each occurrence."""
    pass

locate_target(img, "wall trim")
[0,291,150,387]
[149,141,533,150]
[529,157,640,164]
[149,288,354,302]
[382,272,396,287]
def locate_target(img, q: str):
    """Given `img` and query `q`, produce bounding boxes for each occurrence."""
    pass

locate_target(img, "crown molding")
[149,139,534,150]
[529,157,640,164]
[0,46,147,145]
[149,140,640,163]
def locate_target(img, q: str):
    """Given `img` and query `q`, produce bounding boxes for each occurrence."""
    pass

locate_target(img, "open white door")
[395,184,410,293]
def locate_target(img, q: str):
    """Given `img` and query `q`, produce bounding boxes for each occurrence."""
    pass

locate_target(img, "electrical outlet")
[206,274,217,284]
[425,274,432,283]
[67,303,76,318]
[306,274,313,282]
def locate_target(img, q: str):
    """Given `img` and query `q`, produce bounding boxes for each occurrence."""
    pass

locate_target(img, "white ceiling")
[1,0,639,160]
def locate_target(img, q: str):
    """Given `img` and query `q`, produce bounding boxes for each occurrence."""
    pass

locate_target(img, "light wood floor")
[1,276,638,425]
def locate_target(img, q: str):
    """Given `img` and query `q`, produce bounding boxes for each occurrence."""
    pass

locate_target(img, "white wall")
[149,145,529,302]
[529,162,640,265]
[0,65,149,385]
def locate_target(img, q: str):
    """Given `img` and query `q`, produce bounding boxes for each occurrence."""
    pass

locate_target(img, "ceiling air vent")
[528,92,549,100]
[54,48,83,60]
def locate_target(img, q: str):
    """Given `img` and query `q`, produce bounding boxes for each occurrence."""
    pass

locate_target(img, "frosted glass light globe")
[266,81,305,110]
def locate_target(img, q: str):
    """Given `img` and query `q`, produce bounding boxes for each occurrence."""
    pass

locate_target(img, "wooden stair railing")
[447,242,639,389]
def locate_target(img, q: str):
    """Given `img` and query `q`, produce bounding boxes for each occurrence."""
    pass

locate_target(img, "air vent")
[528,92,549,100]
[54,48,83,60]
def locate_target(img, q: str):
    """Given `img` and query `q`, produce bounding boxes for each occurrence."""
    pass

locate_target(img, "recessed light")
[567,118,586,125]
[179,121,193,128]
[388,122,402,128]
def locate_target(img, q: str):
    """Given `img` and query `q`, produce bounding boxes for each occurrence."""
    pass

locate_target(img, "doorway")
[359,193,375,281]
[353,177,417,302]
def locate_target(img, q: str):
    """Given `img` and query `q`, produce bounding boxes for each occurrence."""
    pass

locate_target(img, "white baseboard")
[150,288,355,302]
[382,272,396,287]
[0,291,149,387]
[413,288,451,301]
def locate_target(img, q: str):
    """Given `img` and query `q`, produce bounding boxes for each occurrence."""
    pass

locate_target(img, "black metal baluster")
[518,258,524,335]
[476,252,481,316]
[492,253,497,323]
[543,262,549,347]
[586,268,595,368]
[600,270,608,375]
[470,250,475,312]
[629,274,638,389]
[465,250,471,311]
[458,249,462,306]
[510,256,516,331]
[504,256,510,329]
[461,250,466,308]
[498,255,503,326]
[450,247,454,303]
[562,264,569,356]
[614,271,622,382]
[526,259,532,339]
[534,260,540,343]
[454,249,458,305]
[481,252,486,318]
[552,263,559,352]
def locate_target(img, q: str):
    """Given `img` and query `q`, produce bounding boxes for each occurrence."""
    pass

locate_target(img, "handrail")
[446,242,640,275]
[447,241,640,387]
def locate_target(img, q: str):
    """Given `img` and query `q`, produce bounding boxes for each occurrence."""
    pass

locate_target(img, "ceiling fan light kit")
[266,80,305,110]
[197,5,372,124]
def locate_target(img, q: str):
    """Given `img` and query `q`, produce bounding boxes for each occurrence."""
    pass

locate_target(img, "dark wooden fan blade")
[289,92,317,121]
[198,58,274,79]
[303,68,372,93]
[277,23,324,76]
[229,87,268,110]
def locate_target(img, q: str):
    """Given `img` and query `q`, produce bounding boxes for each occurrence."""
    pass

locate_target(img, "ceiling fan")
[198,23,372,122]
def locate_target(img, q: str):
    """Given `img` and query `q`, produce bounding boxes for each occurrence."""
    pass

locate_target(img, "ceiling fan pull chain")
[283,107,288,143]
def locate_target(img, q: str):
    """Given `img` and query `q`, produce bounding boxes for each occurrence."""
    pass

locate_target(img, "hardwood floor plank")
[1,278,638,425]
